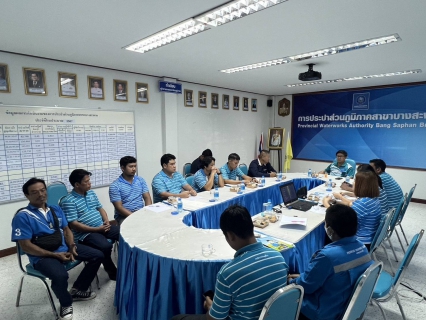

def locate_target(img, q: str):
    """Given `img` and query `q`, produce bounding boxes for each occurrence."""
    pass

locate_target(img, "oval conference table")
[114,173,345,320]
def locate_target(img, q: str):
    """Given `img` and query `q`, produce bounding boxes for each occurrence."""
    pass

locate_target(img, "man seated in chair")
[248,149,277,178]
[12,178,103,320]
[61,169,119,281]
[220,153,257,185]
[319,150,355,177]
[192,156,224,192]
[171,205,288,320]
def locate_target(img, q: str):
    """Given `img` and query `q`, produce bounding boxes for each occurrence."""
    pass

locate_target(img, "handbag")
[31,207,63,252]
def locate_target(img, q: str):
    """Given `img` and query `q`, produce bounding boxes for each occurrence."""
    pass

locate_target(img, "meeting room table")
[114,173,346,320]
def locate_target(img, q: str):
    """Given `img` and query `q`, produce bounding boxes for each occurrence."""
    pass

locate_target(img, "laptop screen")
[279,181,298,205]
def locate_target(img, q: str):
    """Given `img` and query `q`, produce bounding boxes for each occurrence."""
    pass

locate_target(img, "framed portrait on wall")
[233,96,239,110]
[268,127,285,150]
[223,94,230,110]
[23,67,47,95]
[251,98,257,112]
[88,76,104,100]
[136,82,149,103]
[184,89,193,107]
[58,72,77,98]
[243,97,249,111]
[114,79,128,102]
[199,91,207,108]
[0,64,11,93]
[211,93,219,109]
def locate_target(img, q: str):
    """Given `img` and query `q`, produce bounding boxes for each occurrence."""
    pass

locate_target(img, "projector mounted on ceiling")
[299,63,322,81]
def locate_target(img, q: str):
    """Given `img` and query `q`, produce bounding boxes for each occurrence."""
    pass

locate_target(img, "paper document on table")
[145,203,172,213]
[280,215,308,227]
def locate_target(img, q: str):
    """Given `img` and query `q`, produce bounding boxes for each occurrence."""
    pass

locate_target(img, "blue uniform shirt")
[324,161,355,177]
[220,163,245,181]
[192,169,219,193]
[351,197,382,244]
[151,170,188,203]
[109,175,149,219]
[290,236,373,320]
[11,204,69,266]
[380,172,403,210]
[60,190,104,241]
[209,242,288,320]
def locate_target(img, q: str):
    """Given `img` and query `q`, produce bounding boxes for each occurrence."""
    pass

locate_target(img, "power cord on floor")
[398,282,426,302]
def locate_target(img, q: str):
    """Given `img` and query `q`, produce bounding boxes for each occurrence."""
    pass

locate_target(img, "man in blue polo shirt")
[369,158,403,210]
[12,178,103,320]
[192,156,224,193]
[319,150,355,177]
[109,156,152,225]
[171,205,288,320]
[220,153,255,185]
[152,153,197,203]
[61,169,119,280]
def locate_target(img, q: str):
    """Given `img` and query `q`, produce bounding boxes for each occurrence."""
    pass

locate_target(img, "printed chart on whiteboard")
[0,106,136,204]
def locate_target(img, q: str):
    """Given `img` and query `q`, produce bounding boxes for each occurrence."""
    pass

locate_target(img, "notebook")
[279,181,315,211]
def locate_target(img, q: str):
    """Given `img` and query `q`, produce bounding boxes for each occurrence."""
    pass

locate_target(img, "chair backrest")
[398,184,417,223]
[46,181,68,207]
[15,242,27,274]
[392,229,424,290]
[239,163,248,175]
[185,175,194,187]
[341,262,383,320]
[386,196,405,240]
[258,284,304,320]
[346,158,356,171]
[183,163,192,176]
[370,208,395,253]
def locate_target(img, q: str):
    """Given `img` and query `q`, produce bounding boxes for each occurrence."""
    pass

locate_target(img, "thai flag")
[258,132,263,155]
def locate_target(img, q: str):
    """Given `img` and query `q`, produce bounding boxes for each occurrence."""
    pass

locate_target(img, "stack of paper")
[280,215,307,227]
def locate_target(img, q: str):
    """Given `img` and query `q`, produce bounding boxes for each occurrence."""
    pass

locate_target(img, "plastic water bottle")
[308,168,312,178]
[214,187,219,201]
[262,176,266,186]
[326,179,332,192]
[177,197,183,214]
[267,198,272,214]
[278,172,282,180]
[345,176,350,183]
[240,183,245,193]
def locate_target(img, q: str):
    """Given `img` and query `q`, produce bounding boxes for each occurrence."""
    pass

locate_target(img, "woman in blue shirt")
[288,204,373,320]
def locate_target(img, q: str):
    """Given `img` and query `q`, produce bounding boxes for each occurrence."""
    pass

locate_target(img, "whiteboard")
[0,106,136,204]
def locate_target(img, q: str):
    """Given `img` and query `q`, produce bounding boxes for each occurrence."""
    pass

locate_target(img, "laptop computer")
[279,181,315,212]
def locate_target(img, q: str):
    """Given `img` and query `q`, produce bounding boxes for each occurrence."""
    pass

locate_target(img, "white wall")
[0,52,273,251]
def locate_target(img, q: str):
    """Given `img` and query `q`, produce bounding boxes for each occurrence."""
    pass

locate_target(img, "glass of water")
[201,244,215,257]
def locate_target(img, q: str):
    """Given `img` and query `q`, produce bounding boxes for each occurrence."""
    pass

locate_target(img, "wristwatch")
[217,171,222,175]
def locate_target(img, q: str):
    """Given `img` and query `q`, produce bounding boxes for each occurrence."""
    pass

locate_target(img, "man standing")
[220,153,255,185]
[319,150,355,177]
[109,156,152,225]
[12,178,102,320]
[171,205,288,320]
[152,153,197,203]
[192,156,225,192]
[370,159,403,210]
[190,149,213,174]
[61,169,119,281]
[248,150,277,177]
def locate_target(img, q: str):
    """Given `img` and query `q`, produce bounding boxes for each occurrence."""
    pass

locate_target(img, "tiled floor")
[1,203,425,320]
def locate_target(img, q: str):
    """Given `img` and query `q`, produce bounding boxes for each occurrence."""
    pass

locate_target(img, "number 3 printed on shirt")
[15,228,21,237]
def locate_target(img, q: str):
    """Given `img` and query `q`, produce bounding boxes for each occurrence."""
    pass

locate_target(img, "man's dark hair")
[220,205,254,239]
[228,153,240,161]
[260,150,270,157]
[369,159,386,172]
[22,178,46,195]
[120,156,137,168]
[336,150,348,157]
[161,153,176,167]
[202,149,213,157]
[325,204,358,238]
[357,164,383,189]
[201,156,216,169]
[69,169,92,187]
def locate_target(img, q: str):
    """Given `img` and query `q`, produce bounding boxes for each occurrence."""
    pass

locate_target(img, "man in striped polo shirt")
[152,153,197,203]
[61,169,119,280]
[220,153,256,185]
[172,205,288,320]
[109,156,152,225]
[370,159,403,210]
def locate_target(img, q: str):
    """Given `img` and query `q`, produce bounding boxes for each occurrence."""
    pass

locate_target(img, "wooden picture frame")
[23,67,47,95]
[114,79,128,102]
[268,127,285,150]
[233,96,239,110]
[211,93,219,109]
[222,94,230,110]
[0,64,11,93]
[136,82,149,103]
[88,76,104,100]
[184,89,193,107]
[243,97,249,111]
[251,98,257,112]
[58,72,77,98]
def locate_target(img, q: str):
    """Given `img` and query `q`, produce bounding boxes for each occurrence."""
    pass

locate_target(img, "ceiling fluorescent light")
[284,69,421,87]
[124,19,210,53]
[195,0,288,27]
[221,33,401,73]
